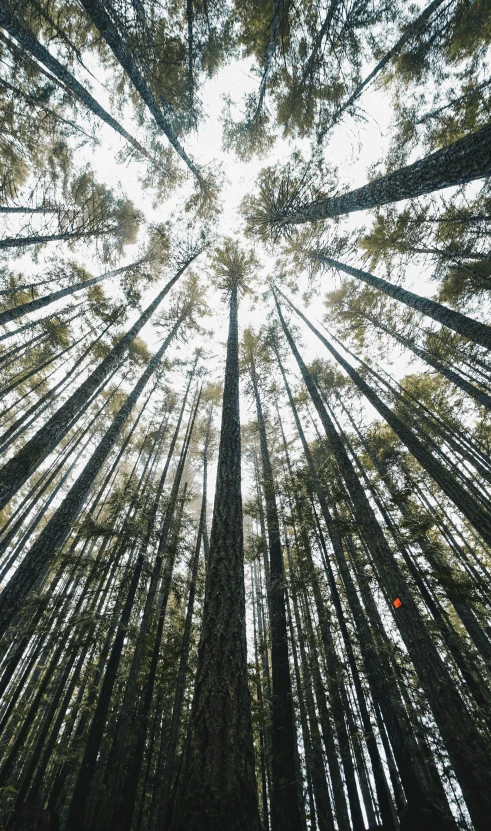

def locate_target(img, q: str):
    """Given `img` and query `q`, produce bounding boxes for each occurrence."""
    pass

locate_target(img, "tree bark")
[0,256,198,512]
[170,280,262,830]
[0,4,164,169]
[316,255,491,350]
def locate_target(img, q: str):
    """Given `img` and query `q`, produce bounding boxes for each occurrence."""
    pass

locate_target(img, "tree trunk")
[170,280,262,830]
[321,0,448,135]
[280,121,491,225]
[0,4,164,169]
[0,322,180,639]
[301,0,339,85]
[275,405,352,828]
[0,227,112,251]
[100,367,196,821]
[0,261,143,326]
[280,289,491,547]
[275,297,491,831]
[149,466,206,829]
[77,0,202,182]
[0,256,197,513]
[111,394,200,831]
[286,555,334,831]
[248,356,302,831]
[345,301,491,409]
[0,319,114,454]
[315,255,491,350]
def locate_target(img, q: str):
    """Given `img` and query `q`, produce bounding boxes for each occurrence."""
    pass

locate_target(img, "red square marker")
[393,598,402,609]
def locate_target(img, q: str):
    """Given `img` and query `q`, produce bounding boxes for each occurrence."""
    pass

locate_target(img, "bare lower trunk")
[170,282,261,830]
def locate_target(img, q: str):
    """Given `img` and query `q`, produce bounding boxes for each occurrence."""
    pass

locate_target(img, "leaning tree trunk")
[310,507,397,829]
[0,255,198,513]
[327,398,491,708]
[98,368,196,828]
[77,0,202,182]
[272,121,491,227]
[170,279,262,831]
[320,0,449,137]
[0,319,114,454]
[0,4,164,170]
[314,255,491,350]
[0,260,144,326]
[0,320,181,640]
[255,0,284,117]
[53,418,161,830]
[275,297,491,831]
[280,392,442,824]
[280,290,491,547]
[276,361,456,829]
[0,227,114,251]
[301,0,339,85]
[286,553,334,831]
[357,308,491,409]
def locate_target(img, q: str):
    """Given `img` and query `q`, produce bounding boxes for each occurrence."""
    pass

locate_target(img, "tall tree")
[274,294,491,831]
[170,240,262,830]
[242,328,302,831]
[247,121,491,237]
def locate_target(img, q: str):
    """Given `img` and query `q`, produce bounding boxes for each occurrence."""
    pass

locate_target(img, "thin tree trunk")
[275,299,491,830]
[0,5,164,169]
[0,261,143,326]
[255,0,284,116]
[314,255,491,349]
[275,349,456,827]
[248,355,302,831]
[77,0,202,182]
[0,322,181,640]
[346,301,491,409]
[286,557,334,831]
[0,255,198,513]
[310,505,397,829]
[111,395,200,831]
[0,226,112,250]
[279,290,491,547]
[150,471,206,829]
[321,0,449,135]
[251,567,271,831]
[282,550,316,831]
[0,319,114,453]
[275,407,352,828]
[100,367,196,817]
[301,0,339,85]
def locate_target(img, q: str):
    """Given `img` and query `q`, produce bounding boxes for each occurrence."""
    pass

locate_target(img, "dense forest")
[0,0,490,829]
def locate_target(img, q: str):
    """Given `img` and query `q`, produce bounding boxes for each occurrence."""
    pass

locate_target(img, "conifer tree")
[171,240,262,831]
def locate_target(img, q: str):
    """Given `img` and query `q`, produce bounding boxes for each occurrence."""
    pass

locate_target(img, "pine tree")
[170,240,262,830]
